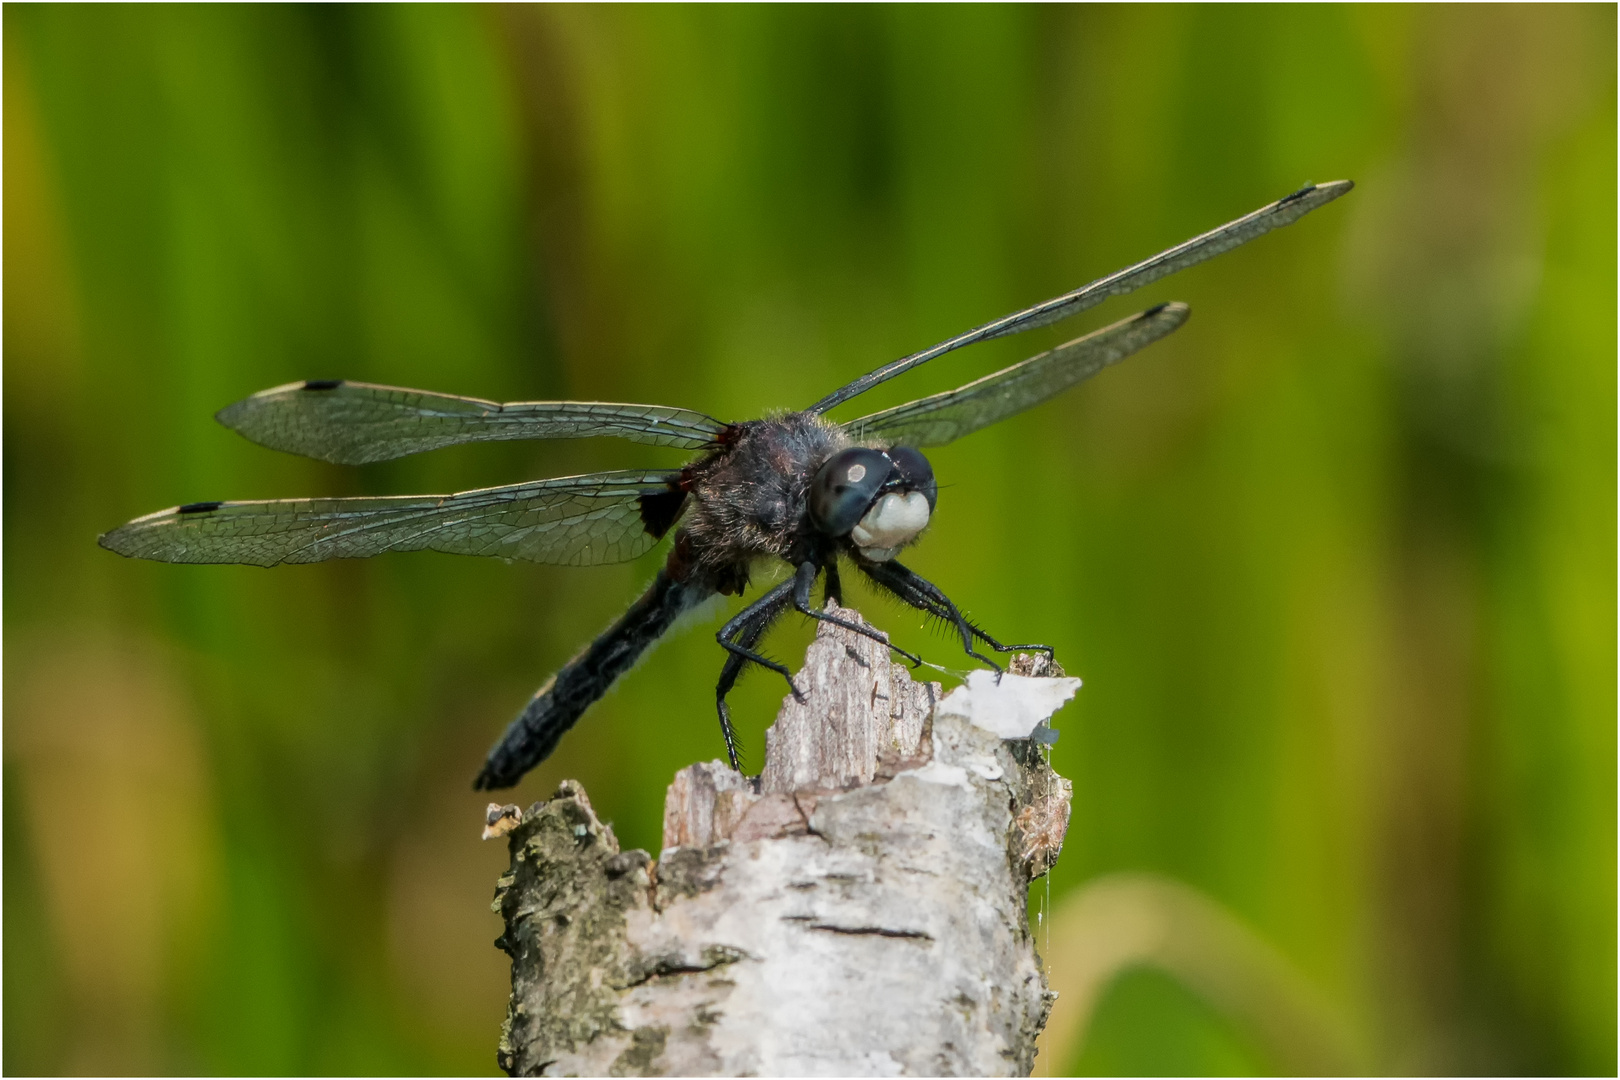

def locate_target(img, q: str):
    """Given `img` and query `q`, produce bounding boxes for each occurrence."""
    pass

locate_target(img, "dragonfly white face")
[99,180,1353,787]
[851,492,931,561]
[806,444,936,560]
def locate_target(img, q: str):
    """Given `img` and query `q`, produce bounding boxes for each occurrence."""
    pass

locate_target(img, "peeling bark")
[491,604,1075,1077]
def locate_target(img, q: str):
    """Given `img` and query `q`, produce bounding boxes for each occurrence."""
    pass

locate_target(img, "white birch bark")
[489,603,1076,1077]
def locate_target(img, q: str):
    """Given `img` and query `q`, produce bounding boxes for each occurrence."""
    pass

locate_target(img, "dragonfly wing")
[98,470,686,568]
[216,380,726,464]
[846,303,1188,447]
[809,180,1351,415]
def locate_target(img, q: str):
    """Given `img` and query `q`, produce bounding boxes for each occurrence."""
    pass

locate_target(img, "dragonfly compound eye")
[885,445,937,511]
[809,447,892,537]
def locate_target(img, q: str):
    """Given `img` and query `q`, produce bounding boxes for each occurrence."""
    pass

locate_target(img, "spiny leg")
[713,583,793,772]
[861,559,1053,670]
[886,562,1053,656]
[823,560,844,607]
[863,560,997,669]
[792,561,924,667]
[717,576,800,690]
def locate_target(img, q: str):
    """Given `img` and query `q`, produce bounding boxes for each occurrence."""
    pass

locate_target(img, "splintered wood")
[491,604,1075,1077]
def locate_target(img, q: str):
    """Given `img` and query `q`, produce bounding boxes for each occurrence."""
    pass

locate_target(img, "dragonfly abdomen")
[473,568,715,789]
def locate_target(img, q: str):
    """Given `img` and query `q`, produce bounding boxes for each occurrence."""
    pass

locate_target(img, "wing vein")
[844,303,1189,447]
[808,180,1351,414]
[98,470,681,568]
[217,382,727,464]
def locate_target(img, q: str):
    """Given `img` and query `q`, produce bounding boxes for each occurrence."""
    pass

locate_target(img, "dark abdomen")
[473,567,713,789]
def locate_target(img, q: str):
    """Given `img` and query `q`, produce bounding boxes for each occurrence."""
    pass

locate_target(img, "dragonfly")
[101,180,1352,789]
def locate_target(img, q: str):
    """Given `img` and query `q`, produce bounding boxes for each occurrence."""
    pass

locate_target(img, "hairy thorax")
[680,412,851,583]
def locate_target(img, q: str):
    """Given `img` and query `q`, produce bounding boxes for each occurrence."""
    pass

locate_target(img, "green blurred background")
[5,4,1613,1075]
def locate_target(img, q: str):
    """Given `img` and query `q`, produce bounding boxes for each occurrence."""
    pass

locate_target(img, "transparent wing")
[845,303,1188,447]
[216,380,726,464]
[98,470,685,568]
[809,180,1352,414]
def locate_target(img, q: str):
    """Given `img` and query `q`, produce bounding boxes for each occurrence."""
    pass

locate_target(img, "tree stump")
[488,603,1077,1077]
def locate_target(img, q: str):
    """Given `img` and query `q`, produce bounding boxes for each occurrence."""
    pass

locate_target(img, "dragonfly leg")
[823,560,844,607]
[717,576,802,702]
[861,560,1055,671]
[864,560,998,670]
[792,561,923,666]
[901,566,1054,656]
[714,582,793,772]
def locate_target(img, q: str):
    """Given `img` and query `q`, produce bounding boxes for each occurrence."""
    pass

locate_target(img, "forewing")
[216,380,726,464]
[98,470,684,568]
[809,180,1352,414]
[845,303,1188,447]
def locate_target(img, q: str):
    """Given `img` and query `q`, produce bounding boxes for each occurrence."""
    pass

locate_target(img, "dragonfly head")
[809,445,937,561]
